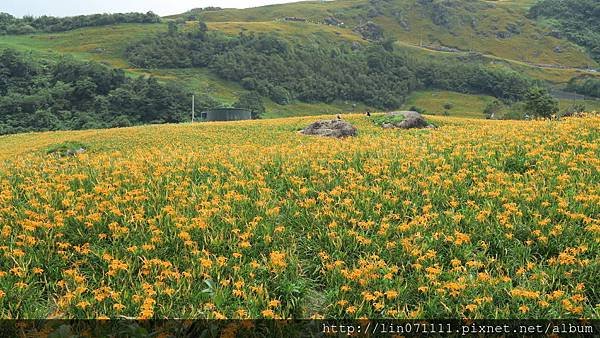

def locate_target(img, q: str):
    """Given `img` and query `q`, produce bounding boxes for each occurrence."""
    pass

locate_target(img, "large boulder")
[382,111,433,129]
[301,120,357,138]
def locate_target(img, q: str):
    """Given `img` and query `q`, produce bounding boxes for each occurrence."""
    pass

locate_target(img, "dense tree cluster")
[0,49,195,135]
[233,92,265,119]
[523,87,559,118]
[529,0,600,63]
[0,12,160,35]
[483,100,503,119]
[126,24,533,109]
[566,77,600,99]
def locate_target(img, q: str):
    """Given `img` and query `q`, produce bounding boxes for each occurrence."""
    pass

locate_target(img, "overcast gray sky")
[1,0,301,18]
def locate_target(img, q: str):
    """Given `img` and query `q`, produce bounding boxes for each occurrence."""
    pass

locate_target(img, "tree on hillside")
[198,20,208,34]
[168,21,179,36]
[440,101,451,115]
[523,87,559,118]
[483,99,503,119]
[566,77,600,98]
[234,92,265,119]
[380,37,395,52]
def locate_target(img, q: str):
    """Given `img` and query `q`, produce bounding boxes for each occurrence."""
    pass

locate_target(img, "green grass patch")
[558,98,600,112]
[402,90,495,119]
[0,23,166,68]
[263,100,374,119]
[371,114,405,126]
[45,141,88,155]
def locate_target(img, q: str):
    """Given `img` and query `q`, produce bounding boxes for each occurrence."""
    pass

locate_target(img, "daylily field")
[0,114,598,319]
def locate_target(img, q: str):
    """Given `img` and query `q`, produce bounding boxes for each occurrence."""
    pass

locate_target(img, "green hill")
[187,0,597,69]
[1,0,599,130]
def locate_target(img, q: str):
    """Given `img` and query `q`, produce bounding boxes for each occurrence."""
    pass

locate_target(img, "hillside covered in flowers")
[0,114,598,319]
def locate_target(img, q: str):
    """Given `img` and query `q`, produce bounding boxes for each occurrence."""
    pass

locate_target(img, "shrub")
[409,105,427,114]
[45,141,88,155]
[523,87,559,118]
[483,99,503,118]
[372,114,405,126]
[561,103,586,117]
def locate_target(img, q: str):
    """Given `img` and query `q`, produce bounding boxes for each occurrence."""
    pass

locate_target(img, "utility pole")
[191,94,195,123]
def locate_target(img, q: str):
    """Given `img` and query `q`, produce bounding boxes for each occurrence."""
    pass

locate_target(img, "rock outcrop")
[353,22,384,41]
[301,120,357,138]
[380,111,436,129]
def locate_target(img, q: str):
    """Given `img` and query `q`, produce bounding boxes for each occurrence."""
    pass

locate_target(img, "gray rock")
[496,31,512,39]
[388,111,422,119]
[435,45,461,53]
[284,17,306,22]
[324,16,343,26]
[301,120,357,138]
[384,111,434,129]
[353,21,384,41]
[548,30,562,39]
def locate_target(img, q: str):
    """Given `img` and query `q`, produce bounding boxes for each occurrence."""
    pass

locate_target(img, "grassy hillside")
[0,20,364,68]
[0,114,598,319]
[402,90,495,118]
[1,0,598,121]
[396,38,600,85]
[0,23,166,69]
[0,21,384,117]
[192,0,597,69]
[201,21,364,44]
[529,0,600,64]
[557,98,600,113]
[178,0,364,23]
[402,90,600,119]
